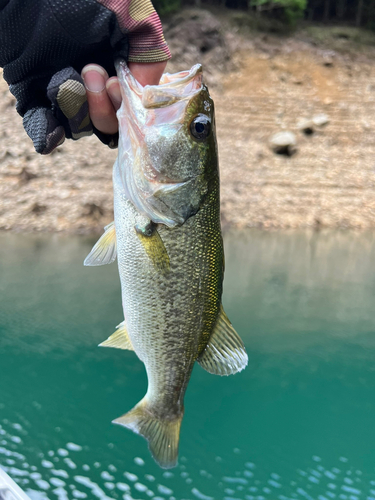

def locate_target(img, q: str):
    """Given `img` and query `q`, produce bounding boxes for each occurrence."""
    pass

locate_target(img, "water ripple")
[3,414,375,500]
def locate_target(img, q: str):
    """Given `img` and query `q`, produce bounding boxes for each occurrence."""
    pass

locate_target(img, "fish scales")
[85,61,248,469]
[115,176,222,412]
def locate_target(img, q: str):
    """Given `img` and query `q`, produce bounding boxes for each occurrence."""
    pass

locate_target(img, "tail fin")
[113,398,182,469]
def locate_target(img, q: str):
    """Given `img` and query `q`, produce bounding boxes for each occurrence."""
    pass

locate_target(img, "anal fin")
[198,305,248,376]
[84,221,116,266]
[99,321,134,350]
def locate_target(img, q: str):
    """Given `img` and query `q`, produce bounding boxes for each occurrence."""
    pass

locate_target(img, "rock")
[362,120,371,131]
[269,132,297,156]
[312,114,330,127]
[323,56,334,67]
[30,203,47,215]
[279,73,288,82]
[18,167,37,183]
[322,51,335,67]
[297,118,314,135]
[83,203,105,220]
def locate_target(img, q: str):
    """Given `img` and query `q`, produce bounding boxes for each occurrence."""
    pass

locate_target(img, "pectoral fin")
[84,222,117,266]
[198,306,248,376]
[99,321,134,351]
[135,223,170,273]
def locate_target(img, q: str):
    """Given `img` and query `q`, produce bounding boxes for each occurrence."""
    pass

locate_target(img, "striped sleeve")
[96,0,171,63]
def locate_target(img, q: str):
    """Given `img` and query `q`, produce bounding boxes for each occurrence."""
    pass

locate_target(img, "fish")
[84,60,248,469]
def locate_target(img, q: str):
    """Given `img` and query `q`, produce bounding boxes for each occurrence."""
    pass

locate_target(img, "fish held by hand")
[84,60,248,469]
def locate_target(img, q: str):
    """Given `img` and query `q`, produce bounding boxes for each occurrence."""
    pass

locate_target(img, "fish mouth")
[142,64,203,109]
[114,60,207,228]
[115,60,203,108]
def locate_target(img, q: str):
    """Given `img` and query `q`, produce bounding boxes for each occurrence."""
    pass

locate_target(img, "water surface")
[1,230,375,500]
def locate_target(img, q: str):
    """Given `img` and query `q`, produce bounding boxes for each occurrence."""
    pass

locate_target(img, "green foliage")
[281,0,307,23]
[153,0,181,15]
[229,10,294,32]
[249,0,307,25]
[153,0,375,32]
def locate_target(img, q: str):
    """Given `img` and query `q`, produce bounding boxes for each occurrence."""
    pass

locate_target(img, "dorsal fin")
[99,321,134,351]
[198,306,248,376]
[84,222,117,266]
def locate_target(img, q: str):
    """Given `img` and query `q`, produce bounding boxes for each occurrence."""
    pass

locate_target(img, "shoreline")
[1,11,375,234]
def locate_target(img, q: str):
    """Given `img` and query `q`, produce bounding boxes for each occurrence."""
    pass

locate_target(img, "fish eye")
[189,114,211,141]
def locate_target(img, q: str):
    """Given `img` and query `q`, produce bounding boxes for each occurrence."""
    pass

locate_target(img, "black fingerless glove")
[0,0,128,153]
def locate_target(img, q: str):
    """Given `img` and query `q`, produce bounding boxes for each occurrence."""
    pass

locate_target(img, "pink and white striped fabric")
[97,0,171,62]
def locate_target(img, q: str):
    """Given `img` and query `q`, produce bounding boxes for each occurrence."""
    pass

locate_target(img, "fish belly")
[113,177,223,417]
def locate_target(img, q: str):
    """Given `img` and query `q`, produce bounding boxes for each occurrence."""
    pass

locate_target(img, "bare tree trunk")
[356,0,364,25]
[336,0,346,19]
[368,0,375,25]
[256,1,261,17]
[323,0,330,21]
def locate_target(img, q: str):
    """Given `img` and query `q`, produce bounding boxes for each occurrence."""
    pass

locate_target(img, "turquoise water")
[1,230,375,500]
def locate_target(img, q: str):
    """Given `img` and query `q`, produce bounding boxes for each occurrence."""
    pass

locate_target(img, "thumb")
[47,67,93,141]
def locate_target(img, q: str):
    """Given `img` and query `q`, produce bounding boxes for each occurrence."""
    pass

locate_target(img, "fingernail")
[106,78,122,108]
[82,65,107,93]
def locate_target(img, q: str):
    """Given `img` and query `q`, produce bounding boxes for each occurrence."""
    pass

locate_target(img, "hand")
[0,0,170,154]
[81,61,167,136]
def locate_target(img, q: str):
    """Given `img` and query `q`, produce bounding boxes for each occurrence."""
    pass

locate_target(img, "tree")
[153,0,181,15]
[249,0,307,24]
[356,0,364,24]
[323,0,330,21]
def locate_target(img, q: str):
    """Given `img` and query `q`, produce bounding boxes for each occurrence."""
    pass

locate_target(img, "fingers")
[81,64,119,135]
[81,61,167,137]
[47,67,93,142]
[23,107,65,155]
[106,77,122,111]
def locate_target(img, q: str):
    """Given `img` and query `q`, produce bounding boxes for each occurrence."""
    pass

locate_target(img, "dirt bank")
[1,10,375,233]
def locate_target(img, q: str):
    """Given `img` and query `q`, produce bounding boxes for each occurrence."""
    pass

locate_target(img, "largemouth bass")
[84,61,247,469]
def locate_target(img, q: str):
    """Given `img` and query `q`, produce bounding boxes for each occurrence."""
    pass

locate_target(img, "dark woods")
[155,0,374,30]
